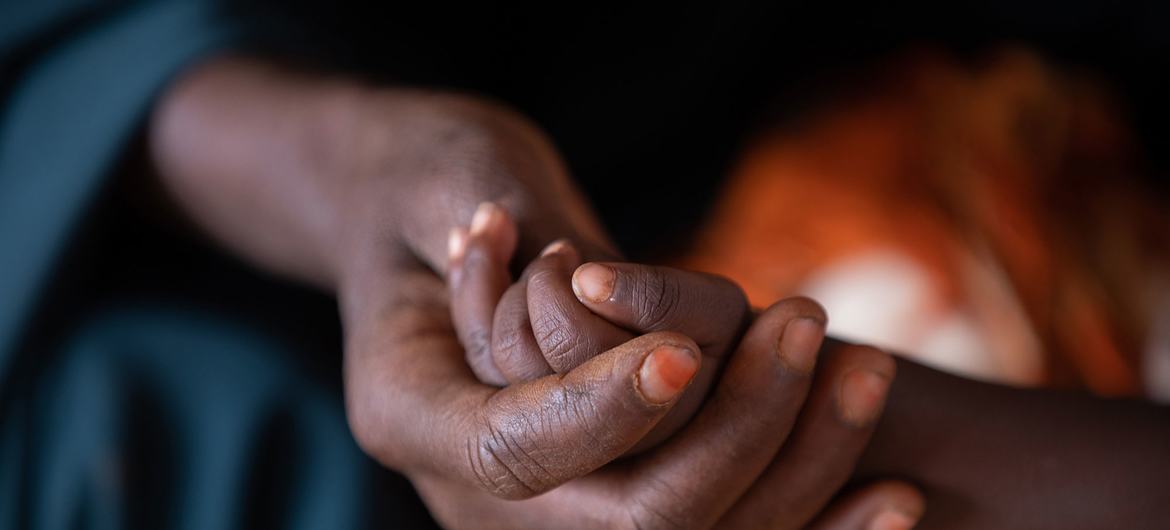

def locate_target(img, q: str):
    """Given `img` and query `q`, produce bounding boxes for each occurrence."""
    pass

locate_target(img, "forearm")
[857,351,1170,528]
[150,55,614,291]
[150,56,365,287]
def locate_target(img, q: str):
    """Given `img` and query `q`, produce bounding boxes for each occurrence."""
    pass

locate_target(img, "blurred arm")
[853,340,1170,528]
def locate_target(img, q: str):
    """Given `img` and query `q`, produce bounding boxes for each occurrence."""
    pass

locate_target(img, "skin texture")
[446,207,919,527]
[150,55,1170,528]
[447,204,749,452]
[150,55,914,528]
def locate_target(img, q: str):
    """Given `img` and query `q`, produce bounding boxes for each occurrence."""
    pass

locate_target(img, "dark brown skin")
[151,55,1170,528]
[151,56,918,529]
[446,204,750,452]
[453,206,1170,528]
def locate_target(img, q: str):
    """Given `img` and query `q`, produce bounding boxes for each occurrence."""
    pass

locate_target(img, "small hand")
[446,202,750,451]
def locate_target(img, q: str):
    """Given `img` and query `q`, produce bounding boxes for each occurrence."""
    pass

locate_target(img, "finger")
[524,243,634,373]
[461,331,701,499]
[491,266,553,383]
[349,283,705,504]
[393,168,620,275]
[571,262,749,351]
[447,202,518,386]
[345,254,702,504]
[720,341,898,530]
[808,481,925,530]
[623,297,828,529]
[412,469,618,530]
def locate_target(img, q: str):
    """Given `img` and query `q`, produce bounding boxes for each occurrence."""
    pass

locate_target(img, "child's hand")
[446,203,815,452]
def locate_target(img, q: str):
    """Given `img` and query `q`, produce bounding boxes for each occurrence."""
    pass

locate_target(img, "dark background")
[226,1,1170,257]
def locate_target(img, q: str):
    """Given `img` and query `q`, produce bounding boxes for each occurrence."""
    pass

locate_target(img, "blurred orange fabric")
[680,49,1169,395]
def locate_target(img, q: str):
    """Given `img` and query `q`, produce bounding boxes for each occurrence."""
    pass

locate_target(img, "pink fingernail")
[448,228,468,262]
[572,263,614,303]
[540,239,571,257]
[777,317,824,374]
[839,367,892,426]
[867,508,918,530]
[637,345,699,404]
[470,202,499,236]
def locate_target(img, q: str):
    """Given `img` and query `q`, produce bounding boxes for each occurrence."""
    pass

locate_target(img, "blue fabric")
[0,0,237,381]
[0,3,439,528]
[20,308,368,530]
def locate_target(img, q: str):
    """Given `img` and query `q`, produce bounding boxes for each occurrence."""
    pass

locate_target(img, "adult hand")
[403,295,921,529]
[152,56,922,528]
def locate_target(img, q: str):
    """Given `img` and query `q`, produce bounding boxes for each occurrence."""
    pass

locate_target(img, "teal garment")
[0,2,434,528]
[0,0,233,379]
[20,308,368,530]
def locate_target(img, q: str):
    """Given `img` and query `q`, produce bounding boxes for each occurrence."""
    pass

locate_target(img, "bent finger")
[455,332,703,499]
[447,203,519,385]
[624,298,828,528]
[347,258,703,504]
[524,243,634,373]
[720,341,898,530]
[808,480,925,530]
[571,262,749,352]
[490,278,553,383]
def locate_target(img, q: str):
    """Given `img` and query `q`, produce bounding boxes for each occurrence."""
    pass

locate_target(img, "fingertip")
[572,262,614,303]
[470,202,499,235]
[777,316,825,375]
[448,227,468,264]
[467,202,519,264]
[637,343,700,405]
[838,346,895,427]
[866,482,925,530]
[868,509,919,530]
[630,331,701,405]
[537,239,581,269]
[752,297,830,375]
[763,295,828,327]
[539,239,572,258]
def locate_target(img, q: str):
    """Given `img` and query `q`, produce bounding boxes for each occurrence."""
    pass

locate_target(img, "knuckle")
[531,312,587,370]
[491,324,529,361]
[463,326,493,363]
[552,384,616,449]
[626,505,689,530]
[633,268,682,331]
[344,393,398,468]
[491,303,529,353]
[491,299,539,372]
[624,478,696,530]
[491,328,557,383]
[465,413,558,500]
[527,265,560,294]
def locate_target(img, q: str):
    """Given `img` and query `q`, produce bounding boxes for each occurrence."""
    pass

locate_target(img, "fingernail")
[867,508,918,530]
[839,367,892,426]
[470,202,499,235]
[572,263,615,303]
[540,239,571,257]
[448,228,467,262]
[637,345,699,404]
[777,317,824,374]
